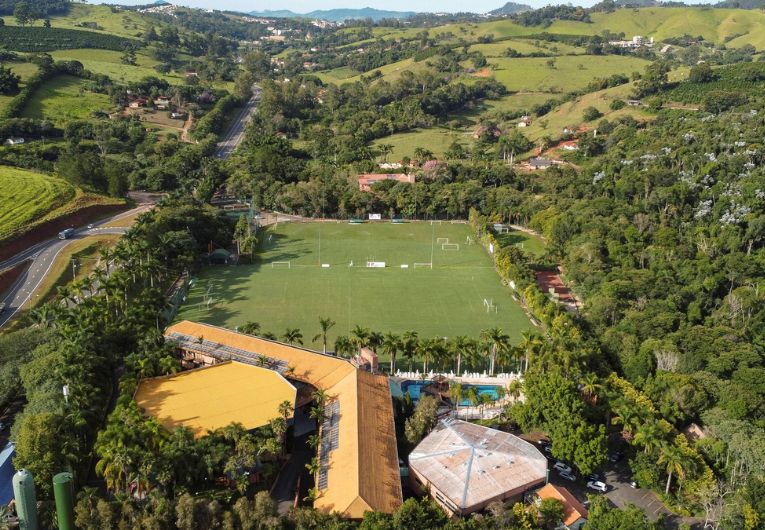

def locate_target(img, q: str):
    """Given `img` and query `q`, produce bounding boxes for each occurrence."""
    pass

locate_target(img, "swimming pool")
[398,380,502,406]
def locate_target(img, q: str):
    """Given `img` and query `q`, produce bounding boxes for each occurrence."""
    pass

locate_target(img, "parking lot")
[539,441,703,529]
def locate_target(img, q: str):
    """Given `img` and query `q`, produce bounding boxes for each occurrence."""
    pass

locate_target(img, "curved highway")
[0,205,150,329]
[0,85,259,329]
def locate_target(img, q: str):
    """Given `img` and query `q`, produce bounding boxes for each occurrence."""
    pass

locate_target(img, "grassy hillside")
[487,54,649,93]
[2,3,148,39]
[48,49,186,85]
[0,168,75,241]
[336,8,765,50]
[20,75,112,123]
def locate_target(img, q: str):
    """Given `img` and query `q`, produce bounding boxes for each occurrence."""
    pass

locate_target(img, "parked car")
[630,480,639,489]
[553,461,572,474]
[0,303,5,314]
[586,480,607,493]
[608,451,622,463]
[587,473,604,482]
[559,470,576,482]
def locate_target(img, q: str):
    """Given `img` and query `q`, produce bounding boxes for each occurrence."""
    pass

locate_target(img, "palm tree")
[517,330,544,373]
[312,317,336,354]
[481,327,509,376]
[334,335,354,358]
[507,379,523,402]
[633,421,664,454]
[368,331,384,353]
[402,330,419,371]
[579,373,604,404]
[450,382,464,413]
[658,443,687,495]
[450,335,472,375]
[378,143,393,163]
[611,399,642,441]
[282,328,303,345]
[381,332,401,374]
[240,321,261,335]
[350,325,370,353]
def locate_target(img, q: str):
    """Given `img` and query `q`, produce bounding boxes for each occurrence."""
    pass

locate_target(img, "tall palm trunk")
[665,470,673,495]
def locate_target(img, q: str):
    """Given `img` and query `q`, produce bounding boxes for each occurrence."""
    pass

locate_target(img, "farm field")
[176,222,533,350]
[486,55,650,94]
[20,75,112,123]
[0,168,75,242]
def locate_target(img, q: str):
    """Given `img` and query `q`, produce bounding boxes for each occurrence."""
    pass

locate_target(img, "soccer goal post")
[436,237,450,244]
[497,227,510,234]
[442,243,460,251]
[271,261,291,269]
[430,220,443,225]
[414,262,433,269]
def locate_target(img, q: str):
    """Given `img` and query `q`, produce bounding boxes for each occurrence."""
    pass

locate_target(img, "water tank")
[52,472,75,530]
[12,469,39,530]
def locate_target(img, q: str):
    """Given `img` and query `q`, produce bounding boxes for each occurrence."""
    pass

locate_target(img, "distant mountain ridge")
[489,2,533,15]
[248,7,417,22]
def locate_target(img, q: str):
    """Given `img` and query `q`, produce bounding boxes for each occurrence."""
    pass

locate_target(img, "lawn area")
[48,49,185,85]
[372,128,468,160]
[20,75,112,123]
[176,222,532,350]
[0,3,148,39]
[495,228,547,260]
[0,167,75,242]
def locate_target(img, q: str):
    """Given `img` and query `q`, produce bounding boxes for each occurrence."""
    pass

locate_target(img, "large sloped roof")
[409,419,548,511]
[135,361,296,438]
[163,321,402,518]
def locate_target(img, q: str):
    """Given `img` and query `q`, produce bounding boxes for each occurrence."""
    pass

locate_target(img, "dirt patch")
[473,68,492,78]
[0,203,128,262]
[0,261,29,300]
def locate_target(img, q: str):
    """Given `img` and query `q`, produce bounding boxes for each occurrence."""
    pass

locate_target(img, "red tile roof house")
[358,173,415,192]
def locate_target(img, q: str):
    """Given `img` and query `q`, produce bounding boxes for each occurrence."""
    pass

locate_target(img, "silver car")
[587,480,607,492]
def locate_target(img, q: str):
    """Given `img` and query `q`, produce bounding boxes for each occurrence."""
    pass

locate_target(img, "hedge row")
[191,94,243,140]
[0,26,135,52]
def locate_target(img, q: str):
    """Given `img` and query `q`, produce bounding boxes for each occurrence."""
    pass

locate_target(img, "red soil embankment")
[0,261,29,299]
[0,203,127,263]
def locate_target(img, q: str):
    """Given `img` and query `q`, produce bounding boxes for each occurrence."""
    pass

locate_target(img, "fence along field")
[176,221,533,352]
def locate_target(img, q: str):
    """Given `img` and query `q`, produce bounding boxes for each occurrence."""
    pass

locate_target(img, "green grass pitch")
[176,221,533,351]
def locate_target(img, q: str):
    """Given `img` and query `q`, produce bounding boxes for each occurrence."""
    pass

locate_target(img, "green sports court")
[175,221,533,349]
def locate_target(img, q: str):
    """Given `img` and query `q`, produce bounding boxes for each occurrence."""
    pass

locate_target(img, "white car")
[559,470,576,482]
[553,461,572,474]
[587,480,607,492]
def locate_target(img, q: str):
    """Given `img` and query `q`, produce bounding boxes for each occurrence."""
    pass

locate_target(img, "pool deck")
[392,371,523,387]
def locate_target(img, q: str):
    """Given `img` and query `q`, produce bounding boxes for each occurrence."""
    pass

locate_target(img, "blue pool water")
[399,380,501,406]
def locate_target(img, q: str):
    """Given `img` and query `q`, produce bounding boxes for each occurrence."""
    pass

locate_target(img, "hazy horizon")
[99,0,719,14]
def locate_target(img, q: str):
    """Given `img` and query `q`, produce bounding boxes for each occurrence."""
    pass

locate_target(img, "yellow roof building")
[162,321,403,518]
[135,361,296,438]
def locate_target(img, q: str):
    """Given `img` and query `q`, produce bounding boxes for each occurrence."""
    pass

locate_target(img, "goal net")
[442,243,460,251]
[466,236,474,245]
[430,220,442,225]
[497,227,510,234]
[414,262,433,269]
[483,298,497,313]
[436,237,450,244]
[271,261,291,269]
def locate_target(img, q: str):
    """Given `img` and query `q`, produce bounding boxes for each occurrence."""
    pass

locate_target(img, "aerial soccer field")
[176,221,532,350]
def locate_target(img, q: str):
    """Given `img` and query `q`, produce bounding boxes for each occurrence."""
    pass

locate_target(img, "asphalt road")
[214,84,261,159]
[0,205,151,329]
